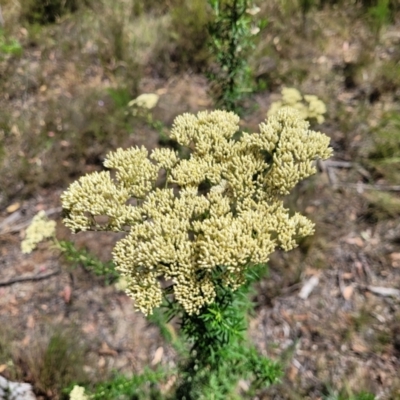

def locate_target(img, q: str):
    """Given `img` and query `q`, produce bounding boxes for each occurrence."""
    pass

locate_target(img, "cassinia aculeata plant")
[61,108,332,315]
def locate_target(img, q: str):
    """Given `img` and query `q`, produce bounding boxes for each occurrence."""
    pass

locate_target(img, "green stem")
[170,264,280,398]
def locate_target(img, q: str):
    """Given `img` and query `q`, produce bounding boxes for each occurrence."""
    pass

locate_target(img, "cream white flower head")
[246,5,261,15]
[69,385,89,400]
[62,109,332,315]
[268,87,327,124]
[128,93,159,110]
[21,211,56,254]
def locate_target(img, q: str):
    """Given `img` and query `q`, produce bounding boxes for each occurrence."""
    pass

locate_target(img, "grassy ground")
[0,0,400,399]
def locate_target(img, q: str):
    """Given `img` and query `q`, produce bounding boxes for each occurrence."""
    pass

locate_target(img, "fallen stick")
[336,183,400,192]
[0,207,62,234]
[0,268,60,287]
[298,275,319,299]
[366,285,400,299]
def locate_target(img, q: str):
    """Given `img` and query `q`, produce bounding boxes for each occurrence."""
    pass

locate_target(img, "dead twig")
[354,165,372,180]
[0,207,62,235]
[366,285,400,299]
[323,160,353,168]
[327,166,338,186]
[298,275,319,299]
[358,252,373,283]
[335,182,400,192]
[0,268,60,287]
[318,160,373,187]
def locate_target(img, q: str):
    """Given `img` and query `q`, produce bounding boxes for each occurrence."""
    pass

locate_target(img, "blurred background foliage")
[0,0,398,198]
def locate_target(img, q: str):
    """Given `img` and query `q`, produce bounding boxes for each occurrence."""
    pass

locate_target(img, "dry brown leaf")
[351,337,368,353]
[8,295,18,306]
[305,206,316,214]
[35,203,46,211]
[345,237,364,247]
[197,99,211,106]
[151,346,164,366]
[293,314,309,321]
[280,309,292,322]
[98,357,106,368]
[21,335,30,347]
[389,252,400,268]
[304,267,321,275]
[156,88,167,95]
[61,285,72,304]
[342,272,353,280]
[288,364,299,382]
[6,203,20,213]
[0,364,7,373]
[82,322,96,334]
[342,285,354,300]
[27,315,35,329]
[99,342,117,357]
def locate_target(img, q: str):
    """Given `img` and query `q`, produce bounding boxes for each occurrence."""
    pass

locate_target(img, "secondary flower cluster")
[61,108,332,315]
[268,87,327,124]
[69,386,89,400]
[21,210,56,254]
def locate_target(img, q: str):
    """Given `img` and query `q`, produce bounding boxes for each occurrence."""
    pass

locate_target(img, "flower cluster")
[69,385,89,400]
[268,87,327,124]
[21,211,56,254]
[61,109,332,315]
[128,93,159,110]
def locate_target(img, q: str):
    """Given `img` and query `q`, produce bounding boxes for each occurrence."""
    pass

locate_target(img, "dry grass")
[0,0,174,207]
[21,326,91,398]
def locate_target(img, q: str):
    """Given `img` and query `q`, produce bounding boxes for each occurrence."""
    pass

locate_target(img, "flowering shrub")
[61,108,332,316]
